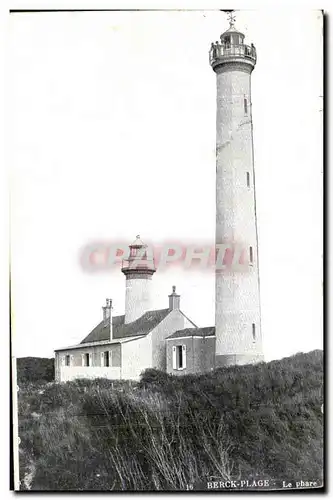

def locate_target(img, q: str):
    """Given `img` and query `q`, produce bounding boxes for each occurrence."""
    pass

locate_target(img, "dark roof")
[166,326,215,340]
[80,309,170,344]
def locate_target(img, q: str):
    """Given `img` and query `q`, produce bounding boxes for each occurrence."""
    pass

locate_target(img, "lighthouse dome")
[220,25,245,45]
[130,235,146,248]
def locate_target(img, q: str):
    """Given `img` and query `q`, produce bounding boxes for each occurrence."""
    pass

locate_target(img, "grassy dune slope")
[18,350,323,491]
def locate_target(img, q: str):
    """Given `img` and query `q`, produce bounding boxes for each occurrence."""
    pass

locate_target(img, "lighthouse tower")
[121,235,156,324]
[209,14,264,366]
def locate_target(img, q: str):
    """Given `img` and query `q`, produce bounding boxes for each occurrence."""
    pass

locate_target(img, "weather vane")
[227,11,236,28]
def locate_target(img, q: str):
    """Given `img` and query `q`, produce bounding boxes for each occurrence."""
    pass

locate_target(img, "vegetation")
[18,350,323,491]
[17,357,54,384]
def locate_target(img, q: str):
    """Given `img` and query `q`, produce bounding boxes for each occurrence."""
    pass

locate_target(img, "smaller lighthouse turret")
[121,235,156,324]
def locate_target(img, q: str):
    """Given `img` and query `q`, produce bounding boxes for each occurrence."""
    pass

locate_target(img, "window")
[249,246,253,265]
[101,351,113,367]
[172,345,187,370]
[104,351,110,367]
[85,353,90,367]
[252,323,256,342]
[246,172,250,188]
[224,36,230,45]
[244,98,248,115]
[172,345,186,370]
[65,355,70,367]
[177,345,183,369]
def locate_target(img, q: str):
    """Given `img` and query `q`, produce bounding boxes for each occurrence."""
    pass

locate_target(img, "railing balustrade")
[209,43,256,65]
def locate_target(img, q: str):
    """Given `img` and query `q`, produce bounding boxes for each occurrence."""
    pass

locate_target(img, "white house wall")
[150,310,196,371]
[121,335,152,380]
[54,311,197,382]
[55,343,121,382]
[60,366,121,382]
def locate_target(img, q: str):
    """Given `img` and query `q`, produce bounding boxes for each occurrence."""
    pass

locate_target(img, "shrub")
[17,357,54,385]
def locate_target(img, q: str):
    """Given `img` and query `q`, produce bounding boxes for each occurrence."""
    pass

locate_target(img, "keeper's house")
[55,236,216,382]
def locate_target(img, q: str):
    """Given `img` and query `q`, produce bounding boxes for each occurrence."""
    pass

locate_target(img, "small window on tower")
[65,355,70,366]
[249,246,253,265]
[246,172,250,188]
[244,98,248,115]
[252,323,256,342]
[85,353,90,367]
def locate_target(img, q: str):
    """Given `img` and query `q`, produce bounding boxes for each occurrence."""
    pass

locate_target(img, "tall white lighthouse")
[209,14,264,366]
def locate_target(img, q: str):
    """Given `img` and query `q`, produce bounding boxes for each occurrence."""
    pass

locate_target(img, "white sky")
[8,9,323,361]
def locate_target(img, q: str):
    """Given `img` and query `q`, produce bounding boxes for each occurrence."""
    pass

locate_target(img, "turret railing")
[209,43,257,67]
[121,258,156,272]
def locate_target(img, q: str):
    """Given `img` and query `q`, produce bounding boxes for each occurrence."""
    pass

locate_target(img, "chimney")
[102,298,112,321]
[109,299,113,340]
[168,285,180,310]
[102,299,113,340]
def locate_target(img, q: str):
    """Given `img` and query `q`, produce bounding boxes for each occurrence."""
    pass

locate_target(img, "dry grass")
[18,381,234,490]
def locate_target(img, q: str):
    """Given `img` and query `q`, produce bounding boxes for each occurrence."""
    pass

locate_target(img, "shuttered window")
[182,345,187,369]
[177,345,183,368]
[82,353,91,367]
[173,345,187,370]
[172,346,177,370]
[102,351,113,366]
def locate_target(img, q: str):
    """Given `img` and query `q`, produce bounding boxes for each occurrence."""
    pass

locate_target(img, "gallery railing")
[209,43,257,65]
[121,259,156,271]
